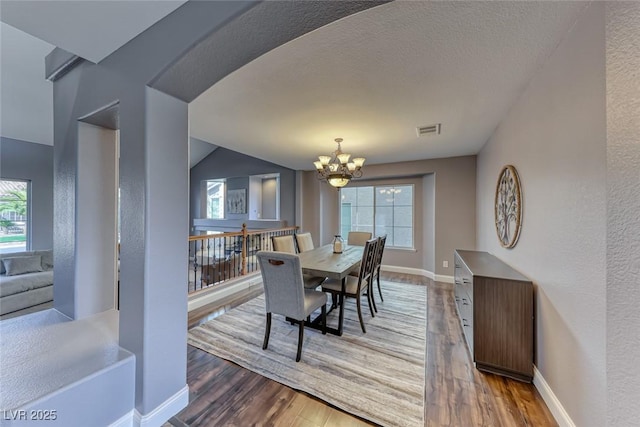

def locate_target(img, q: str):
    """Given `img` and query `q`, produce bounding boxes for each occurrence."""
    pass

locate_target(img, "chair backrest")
[271,235,297,254]
[374,235,387,270]
[357,238,379,285]
[348,231,373,246]
[295,232,315,253]
[256,251,306,319]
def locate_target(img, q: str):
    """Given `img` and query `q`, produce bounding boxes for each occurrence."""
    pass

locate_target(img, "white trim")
[533,366,575,427]
[133,385,189,427]
[188,274,263,312]
[109,411,134,427]
[380,265,454,283]
[435,274,454,284]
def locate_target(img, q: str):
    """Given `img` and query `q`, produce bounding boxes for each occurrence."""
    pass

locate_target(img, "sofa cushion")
[3,256,43,276]
[0,251,33,275]
[1,250,54,274]
[0,270,54,297]
[34,250,54,271]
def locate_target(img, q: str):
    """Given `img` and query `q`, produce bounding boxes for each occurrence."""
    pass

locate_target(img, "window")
[340,184,413,248]
[0,179,29,253]
[206,180,225,219]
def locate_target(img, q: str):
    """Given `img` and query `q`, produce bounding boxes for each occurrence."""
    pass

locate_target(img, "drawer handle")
[462,319,470,327]
[462,298,469,305]
[455,281,462,285]
[462,279,470,284]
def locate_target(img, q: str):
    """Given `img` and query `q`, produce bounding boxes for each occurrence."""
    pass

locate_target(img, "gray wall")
[76,123,118,317]
[476,4,605,426]
[606,2,640,425]
[190,146,296,229]
[422,173,435,273]
[0,137,53,250]
[262,177,278,219]
[300,155,476,275]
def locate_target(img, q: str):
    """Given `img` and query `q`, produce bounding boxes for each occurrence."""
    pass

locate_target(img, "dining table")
[296,243,364,336]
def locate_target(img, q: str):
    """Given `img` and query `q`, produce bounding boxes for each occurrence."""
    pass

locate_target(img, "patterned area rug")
[188,281,426,427]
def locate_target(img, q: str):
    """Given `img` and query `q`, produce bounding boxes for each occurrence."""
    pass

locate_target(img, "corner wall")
[606,2,640,425]
[476,4,606,426]
[0,137,53,250]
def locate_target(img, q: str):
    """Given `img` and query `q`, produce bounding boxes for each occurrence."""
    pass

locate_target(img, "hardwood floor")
[171,273,557,427]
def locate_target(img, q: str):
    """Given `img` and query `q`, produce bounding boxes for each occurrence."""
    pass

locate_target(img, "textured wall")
[0,137,53,250]
[476,4,606,426]
[606,2,640,425]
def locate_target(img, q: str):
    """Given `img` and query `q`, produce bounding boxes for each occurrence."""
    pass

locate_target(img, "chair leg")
[356,295,366,333]
[263,312,271,350]
[377,269,384,302]
[321,304,327,335]
[367,285,376,317]
[296,321,304,362]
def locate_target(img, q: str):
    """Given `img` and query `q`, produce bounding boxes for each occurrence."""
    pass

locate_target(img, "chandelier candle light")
[314,138,365,188]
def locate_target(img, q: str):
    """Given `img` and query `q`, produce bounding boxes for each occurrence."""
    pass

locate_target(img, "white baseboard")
[435,274,454,284]
[188,274,262,312]
[533,366,575,427]
[380,265,454,283]
[109,411,134,427]
[132,385,189,427]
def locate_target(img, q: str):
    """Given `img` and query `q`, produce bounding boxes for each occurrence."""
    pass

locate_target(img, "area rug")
[188,280,426,427]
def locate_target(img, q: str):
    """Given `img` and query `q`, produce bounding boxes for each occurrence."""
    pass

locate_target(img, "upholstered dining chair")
[271,234,325,289]
[295,232,315,253]
[256,251,327,362]
[322,238,378,333]
[271,235,297,254]
[347,231,373,246]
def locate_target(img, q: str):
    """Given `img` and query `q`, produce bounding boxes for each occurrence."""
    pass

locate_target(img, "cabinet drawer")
[459,297,474,353]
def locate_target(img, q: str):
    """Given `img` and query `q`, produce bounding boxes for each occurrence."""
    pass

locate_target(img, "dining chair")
[295,232,315,253]
[271,234,325,289]
[256,251,327,362]
[370,235,387,313]
[322,238,379,333]
[271,235,297,254]
[347,231,373,246]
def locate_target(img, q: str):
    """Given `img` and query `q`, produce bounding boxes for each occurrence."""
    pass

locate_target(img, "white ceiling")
[0,23,54,145]
[1,1,587,170]
[190,1,587,170]
[0,0,186,146]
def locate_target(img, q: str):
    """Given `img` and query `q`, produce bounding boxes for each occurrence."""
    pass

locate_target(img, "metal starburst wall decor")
[494,165,522,248]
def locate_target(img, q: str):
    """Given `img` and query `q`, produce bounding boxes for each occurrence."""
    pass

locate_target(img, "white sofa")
[0,250,53,316]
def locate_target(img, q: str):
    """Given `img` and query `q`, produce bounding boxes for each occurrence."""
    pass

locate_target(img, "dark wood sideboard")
[454,249,534,382]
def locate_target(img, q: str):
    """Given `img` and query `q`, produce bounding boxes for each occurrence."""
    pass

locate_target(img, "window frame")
[0,178,31,252]
[205,179,226,219]
[339,183,415,250]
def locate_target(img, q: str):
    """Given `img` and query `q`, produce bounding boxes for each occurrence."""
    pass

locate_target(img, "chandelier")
[313,138,366,188]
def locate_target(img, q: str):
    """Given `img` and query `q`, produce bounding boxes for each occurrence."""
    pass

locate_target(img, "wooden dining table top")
[297,244,364,280]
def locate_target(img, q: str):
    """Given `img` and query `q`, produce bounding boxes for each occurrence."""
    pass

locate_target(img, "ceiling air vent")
[416,123,441,137]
